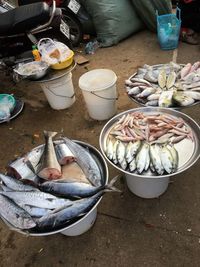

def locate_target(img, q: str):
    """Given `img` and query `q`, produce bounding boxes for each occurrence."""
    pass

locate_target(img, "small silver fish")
[173,92,195,106]
[147,93,160,101]
[129,158,136,172]
[138,87,157,98]
[145,100,158,106]
[127,87,141,96]
[117,141,126,164]
[112,140,120,164]
[136,143,149,174]
[149,145,164,175]
[166,144,179,171]
[160,145,174,174]
[183,91,200,100]
[106,138,114,160]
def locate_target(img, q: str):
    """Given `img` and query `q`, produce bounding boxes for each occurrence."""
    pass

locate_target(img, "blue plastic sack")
[157,8,181,50]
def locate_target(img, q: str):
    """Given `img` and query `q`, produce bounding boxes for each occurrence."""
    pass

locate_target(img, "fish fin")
[104,175,122,193]
[43,130,58,139]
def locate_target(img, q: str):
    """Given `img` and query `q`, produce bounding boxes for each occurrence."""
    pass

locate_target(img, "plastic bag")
[0,96,14,121]
[37,38,72,65]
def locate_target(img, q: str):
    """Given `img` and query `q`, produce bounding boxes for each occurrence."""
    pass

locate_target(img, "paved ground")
[0,31,200,267]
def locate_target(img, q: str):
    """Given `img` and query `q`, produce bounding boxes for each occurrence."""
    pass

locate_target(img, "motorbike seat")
[0,2,51,36]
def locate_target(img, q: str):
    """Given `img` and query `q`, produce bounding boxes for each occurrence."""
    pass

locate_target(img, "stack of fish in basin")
[0,131,120,235]
[125,61,200,108]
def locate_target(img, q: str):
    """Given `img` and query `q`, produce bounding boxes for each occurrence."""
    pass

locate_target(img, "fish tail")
[43,130,58,139]
[104,175,121,193]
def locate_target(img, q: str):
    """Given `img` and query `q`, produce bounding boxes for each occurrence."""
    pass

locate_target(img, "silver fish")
[173,92,195,106]
[160,145,174,174]
[145,100,158,106]
[21,205,50,218]
[37,191,105,229]
[55,143,76,165]
[136,143,149,174]
[166,144,179,171]
[1,191,72,209]
[37,131,61,180]
[183,91,200,100]
[120,158,127,170]
[62,137,102,187]
[0,173,38,192]
[116,141,126,164]
[149,144,164,175]
[112,140,120,164]
[129,158,136,172]
[127,87,141,95]
[144,70,158,83]
[138,87,157,98]
[0,194,36,229]
[147,93,160,101]
[40,175,120,199]
[106,138,114,160]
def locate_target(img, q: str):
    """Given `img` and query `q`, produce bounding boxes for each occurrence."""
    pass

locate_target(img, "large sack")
[131,0,172,32]
[81,0,144,47]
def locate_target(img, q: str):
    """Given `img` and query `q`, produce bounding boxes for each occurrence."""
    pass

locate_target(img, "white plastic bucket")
[125,173,170,199]
[40,72,75,110]
[79,69,117,120]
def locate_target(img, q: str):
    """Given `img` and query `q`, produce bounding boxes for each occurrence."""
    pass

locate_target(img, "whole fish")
[129,158,136,172]
[147,93,160,101]
[62,137,102,187]
[158,90,174,107]
[116,141,126,164]
[112,140,120,164]
[0,173,38,192]
[173,92,195,106]
[37,191,105,229]
[149,144,164,175]
[55,143,76,165]
[136,143,149,174]
[127,87,141,96]
[181,63,192,79]
[0,194,36,229]
[120,158,127,170]
[158,69,167,89]
[183,91,200,100]
[37,131,61,180]
[166,71,176,89]
[125,141,141,163]
[166,144,179,171]
[106,138,114,160]
[1,191,72,209]
[144,70,158,83]
[40,175,120,199]
[145,100,158,106]
[160,145,174,174]
[138,87,157,98]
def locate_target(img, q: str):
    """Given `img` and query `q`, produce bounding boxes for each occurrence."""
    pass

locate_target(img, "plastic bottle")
[32,45,41,61]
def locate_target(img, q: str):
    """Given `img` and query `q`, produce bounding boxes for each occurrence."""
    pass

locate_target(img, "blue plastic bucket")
[157,8,181,50]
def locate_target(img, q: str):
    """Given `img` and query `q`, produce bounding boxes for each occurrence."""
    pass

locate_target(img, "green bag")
[131,0,172,32]
[81,0,144,47]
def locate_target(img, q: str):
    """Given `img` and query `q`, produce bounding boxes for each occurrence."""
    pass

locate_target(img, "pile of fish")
[105,111,193,175]
[125,61,200,108]
[0,131,120,233]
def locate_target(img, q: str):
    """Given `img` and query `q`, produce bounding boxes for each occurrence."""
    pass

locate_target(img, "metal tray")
[0,98,24,124]
[99,107,200,179]
[1,140,108,236]
[127,64,200,110]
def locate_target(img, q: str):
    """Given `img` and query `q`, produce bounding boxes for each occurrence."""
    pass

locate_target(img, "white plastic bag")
[37,38,71,65]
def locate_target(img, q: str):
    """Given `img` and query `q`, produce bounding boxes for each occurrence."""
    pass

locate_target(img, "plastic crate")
[157,8,181,50]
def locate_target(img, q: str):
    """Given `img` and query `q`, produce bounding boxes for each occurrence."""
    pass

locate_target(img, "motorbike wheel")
[62,10,83,47]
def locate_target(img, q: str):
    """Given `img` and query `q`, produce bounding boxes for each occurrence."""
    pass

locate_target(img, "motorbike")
[0,0,72,71]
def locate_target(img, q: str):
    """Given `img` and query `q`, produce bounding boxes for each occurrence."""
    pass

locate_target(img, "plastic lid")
[79,69,117,92]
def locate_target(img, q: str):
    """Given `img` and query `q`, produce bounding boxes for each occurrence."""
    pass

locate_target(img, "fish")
[147,93,160,101]
[190,61,200,72]
[150,133,174,144]
[129,158,136,172]
[0,194,36,229]
[166,71,176,89]
[62,137,102,187]
[127,87,141,96]
[166,144,179,171]
[125,141,141,163]
[181,63,192,79]
[0,173,38,192]
[173,92,195,106]
[40,175,120,199]
[145,100,158,106]
[55,143,76,165]
[183,91,200,100]
[112,140,119,164]
[36,191,104,229]
[158,68,167,89]
[160,145,174,174]
[144,69,158,83]
[137,87,157,98]
[130,77,151,86]
[20,205,50,218]
[106,138,114,160]
[136,143,149,174]
[158,91,174,107]
[116,141,126,164]
[120,158,127,170]
[60,162,90,184]
[1,191,73,209]
[149,144,164,175]
[37,131,61,180]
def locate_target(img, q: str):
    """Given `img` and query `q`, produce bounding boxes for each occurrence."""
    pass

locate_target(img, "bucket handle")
[45,87,75,99]
[90,91,118,101]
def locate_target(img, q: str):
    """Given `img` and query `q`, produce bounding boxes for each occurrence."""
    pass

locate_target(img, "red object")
[183,0,195,3]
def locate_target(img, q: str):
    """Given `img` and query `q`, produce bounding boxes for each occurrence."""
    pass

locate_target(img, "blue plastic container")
[157,8,181,50]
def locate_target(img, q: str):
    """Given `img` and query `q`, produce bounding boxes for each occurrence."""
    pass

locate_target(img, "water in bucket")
[79,69,117,120]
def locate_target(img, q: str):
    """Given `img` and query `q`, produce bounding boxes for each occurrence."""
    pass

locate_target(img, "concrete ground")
[0,31,200,267]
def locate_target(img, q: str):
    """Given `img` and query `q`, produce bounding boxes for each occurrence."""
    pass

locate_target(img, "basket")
[50,50,74,70]
[0,94,16,112]
[157,8,181,50]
